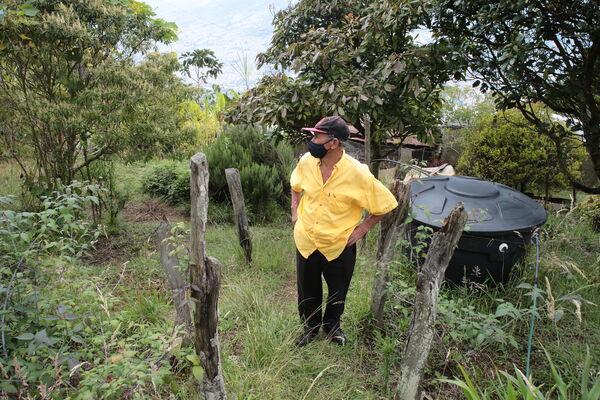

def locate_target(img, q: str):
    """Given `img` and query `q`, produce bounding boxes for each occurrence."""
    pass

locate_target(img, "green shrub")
[205,125,294,223]
[0,182,106,396]
[141,160,190,205]
[579,195,600,231]
[0,181,103,265]
[140,126,294,223]
[458,107,587,193]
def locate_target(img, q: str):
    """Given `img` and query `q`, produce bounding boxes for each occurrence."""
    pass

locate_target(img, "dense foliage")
[205,125,295,223]
[0,0,182,187]
[0,182,195,398]
[226,0,461,173]
[0,183,101,394]
[140,126,295,223]
[432,0,600,193]
[579,195,600,231]
[458,108,587,194]
[141,160,190,205]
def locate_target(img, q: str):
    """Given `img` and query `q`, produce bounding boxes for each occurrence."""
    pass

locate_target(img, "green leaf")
[19,3,39,17]
[516,283,532,289]
[186,354,200,365]
[0,382,17,393]
[34,329,57,346]
[16,333,34,340]
[70,334,85,344]
[192,366,203,381]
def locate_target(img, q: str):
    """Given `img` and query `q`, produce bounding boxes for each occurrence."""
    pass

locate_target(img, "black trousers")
[296,244,356,333]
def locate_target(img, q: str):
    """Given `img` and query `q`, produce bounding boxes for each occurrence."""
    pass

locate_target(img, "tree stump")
[371,180,411,328]
[394,202,467,400]
[190,153,227,400]
[225,168,252,264]
[156,221,191,332]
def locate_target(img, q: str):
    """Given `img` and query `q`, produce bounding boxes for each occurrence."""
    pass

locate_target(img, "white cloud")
[143,0,293,90]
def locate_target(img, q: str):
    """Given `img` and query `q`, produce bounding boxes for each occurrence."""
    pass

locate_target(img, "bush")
[0,183,105,396]
[458,107,587,194]
[141,160,190,205]
[579,195,600,231]
[140,126,294,223]
[205,125,294,223]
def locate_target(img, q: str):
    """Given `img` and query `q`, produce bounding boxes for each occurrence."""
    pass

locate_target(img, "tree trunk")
[371,133,382,180]
[156,221,191,332]
[371,181,411,328]
[225,168,252,264]
[364,114,372,172]
[394,203,467,400]
[189,153,227,400]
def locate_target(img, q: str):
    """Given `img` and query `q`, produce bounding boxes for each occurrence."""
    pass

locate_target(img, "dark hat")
[301,116,350,141]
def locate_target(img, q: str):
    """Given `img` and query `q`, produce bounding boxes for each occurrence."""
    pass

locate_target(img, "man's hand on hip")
[346,225,368,246]
[346,213,387,247]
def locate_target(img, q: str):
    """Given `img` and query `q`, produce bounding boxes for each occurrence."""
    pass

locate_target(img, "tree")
[439,85,496,163]
[0,0,185,188]
[440,85,496,130]
[458,108,587,196]
[180,49,223,91]
[432,0,600,193]
[226,0,460,175]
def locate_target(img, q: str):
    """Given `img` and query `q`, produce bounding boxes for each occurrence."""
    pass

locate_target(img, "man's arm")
[291,189,302,224]
[346,213,386,246]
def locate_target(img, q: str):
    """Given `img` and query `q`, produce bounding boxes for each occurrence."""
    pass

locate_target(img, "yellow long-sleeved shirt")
[291,151,398,261]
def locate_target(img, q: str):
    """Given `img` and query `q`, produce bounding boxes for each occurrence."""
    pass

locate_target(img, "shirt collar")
[317,149,346,170]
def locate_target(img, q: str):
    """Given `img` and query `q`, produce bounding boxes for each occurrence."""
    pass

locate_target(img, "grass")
[2,158,599,399]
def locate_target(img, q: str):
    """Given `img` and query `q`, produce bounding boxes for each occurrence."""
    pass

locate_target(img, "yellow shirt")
[291,151,398,261]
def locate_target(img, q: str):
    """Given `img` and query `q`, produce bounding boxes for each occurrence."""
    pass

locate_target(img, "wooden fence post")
[225,168,252,264]
[189,153,227,400]
[156,221,191,332]
[394,202,467,400]
[370,181,411,328]
[359,114,372,252]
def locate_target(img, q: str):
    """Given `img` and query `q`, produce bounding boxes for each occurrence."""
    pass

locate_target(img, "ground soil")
[121,198,187,223]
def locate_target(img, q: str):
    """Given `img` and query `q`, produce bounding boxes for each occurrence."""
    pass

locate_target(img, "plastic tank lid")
[410,176,547,233]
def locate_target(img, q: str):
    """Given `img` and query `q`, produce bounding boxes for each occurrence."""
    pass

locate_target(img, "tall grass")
[3,153,597,399]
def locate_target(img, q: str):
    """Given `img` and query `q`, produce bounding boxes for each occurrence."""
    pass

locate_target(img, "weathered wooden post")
[225,168,252,264]
[394,202,467,400]
[189,153,227,400]
[156,221,191,332]
[370,180,411,328]
[360,114,373,252]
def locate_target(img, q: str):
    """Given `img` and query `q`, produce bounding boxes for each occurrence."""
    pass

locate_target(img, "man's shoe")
[326,328,346,346]
[295,330,318,347]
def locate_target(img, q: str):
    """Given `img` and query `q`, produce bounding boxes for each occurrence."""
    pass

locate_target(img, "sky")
[143,0,294,91]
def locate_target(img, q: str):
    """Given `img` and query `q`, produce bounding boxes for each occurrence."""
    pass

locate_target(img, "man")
[290,116,398,346]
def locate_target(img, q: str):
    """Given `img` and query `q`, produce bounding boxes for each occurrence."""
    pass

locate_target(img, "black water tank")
[409,176,547,284]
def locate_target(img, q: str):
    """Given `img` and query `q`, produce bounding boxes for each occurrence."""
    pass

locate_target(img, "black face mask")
[308,141,328,158]
[308,137,334,159]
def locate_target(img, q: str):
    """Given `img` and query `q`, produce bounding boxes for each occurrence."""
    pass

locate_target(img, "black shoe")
[325,328,346,346]
[295,330,318,347]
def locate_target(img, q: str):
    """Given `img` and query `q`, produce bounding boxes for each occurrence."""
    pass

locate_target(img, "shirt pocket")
[325,192,354,212]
